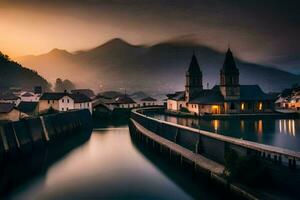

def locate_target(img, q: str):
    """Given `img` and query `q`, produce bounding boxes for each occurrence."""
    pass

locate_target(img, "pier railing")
[131,107,300,168]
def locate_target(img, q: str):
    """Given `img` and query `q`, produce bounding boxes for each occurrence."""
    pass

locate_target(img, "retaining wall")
[0,109,92,160]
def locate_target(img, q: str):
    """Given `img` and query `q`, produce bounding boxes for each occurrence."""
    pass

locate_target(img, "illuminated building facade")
[167,48,275,115]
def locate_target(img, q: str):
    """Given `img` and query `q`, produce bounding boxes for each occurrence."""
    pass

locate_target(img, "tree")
[54,78,75,92]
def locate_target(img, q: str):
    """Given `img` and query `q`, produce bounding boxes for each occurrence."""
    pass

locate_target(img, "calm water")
[150,114,300,152]
[6,120,227,199]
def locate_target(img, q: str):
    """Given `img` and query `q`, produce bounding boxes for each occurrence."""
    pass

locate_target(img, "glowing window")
[258,102,263,110]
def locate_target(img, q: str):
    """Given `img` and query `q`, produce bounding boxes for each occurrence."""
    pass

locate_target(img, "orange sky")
[0,0,299,72]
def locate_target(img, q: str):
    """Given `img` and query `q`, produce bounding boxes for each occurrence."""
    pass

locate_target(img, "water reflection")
[149,114,300,151]
[0,131,92,197]
[278,119,296,136]
[6,122,227,200]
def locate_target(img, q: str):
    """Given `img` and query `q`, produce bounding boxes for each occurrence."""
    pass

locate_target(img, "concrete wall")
[0,109,92,160]
[0,109,28,122]
[131,108,300,168]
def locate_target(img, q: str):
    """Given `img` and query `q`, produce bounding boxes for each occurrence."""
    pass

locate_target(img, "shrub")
[180,107,190,113]
[224,149,272,186]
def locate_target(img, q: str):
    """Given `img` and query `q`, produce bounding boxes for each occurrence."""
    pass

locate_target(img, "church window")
[258,102,263,110]
[241,102,245,110]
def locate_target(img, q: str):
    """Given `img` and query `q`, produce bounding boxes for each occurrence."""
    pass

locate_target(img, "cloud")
[0,0,299,70]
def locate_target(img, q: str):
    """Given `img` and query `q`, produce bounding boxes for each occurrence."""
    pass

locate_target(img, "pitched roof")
[115,95,136,104]
[141,96,157,101]
[18,102,38,113]
[40,92,91,103]
[187,54,201,75]
[0,92,19,100]
[69,93,91,103]
[40,92,65,100]
[0,103,15,113]
[189,86,224,104]
[168,91,185,101]
[222,48,238,72]
[21,92,34,97]
[239,85,274,101]
[71,89,95,98]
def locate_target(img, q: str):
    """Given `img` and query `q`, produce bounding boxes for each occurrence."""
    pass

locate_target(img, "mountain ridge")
[16,38,300,93]
[0,52,50,91]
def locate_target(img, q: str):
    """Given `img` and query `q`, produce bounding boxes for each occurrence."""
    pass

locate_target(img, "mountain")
[98,91,123,99]
[0,52,50,90]
[17,38,300,93]
[130,91,149,100]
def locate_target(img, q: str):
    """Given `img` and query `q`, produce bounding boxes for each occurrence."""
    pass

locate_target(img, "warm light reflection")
[241,120,245,133]
[257,120,263,134]
[213,120,219,132]
[279,120,282,133]
[279,119,296,136]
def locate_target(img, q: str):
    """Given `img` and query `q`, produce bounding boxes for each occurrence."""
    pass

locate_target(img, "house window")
[52,100,54,103]
[62,99,64,103]
[62,108,64,111]
[67,99,69,103]
[67,107,69,111]
[48,100,50,104]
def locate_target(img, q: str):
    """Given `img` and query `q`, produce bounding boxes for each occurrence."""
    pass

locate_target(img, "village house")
[114,95,137,108]
[0,103,28,121]
[167,48,275,115]
[0,92,21,106]
[38,91,92,114]
[140,97,158,107]
[287,94,300,111]
[18,86,43,102]
[18,101,39,116]
[19,92,41,102]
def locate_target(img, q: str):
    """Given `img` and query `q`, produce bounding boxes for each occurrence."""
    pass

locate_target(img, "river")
[5,119,229,199]
[149,114,300,152]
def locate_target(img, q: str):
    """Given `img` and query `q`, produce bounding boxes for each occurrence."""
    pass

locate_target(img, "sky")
[0,0,299,72]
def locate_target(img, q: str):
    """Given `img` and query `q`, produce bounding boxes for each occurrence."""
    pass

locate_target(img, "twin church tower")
[167,47,273,115]
[185,48,240,102]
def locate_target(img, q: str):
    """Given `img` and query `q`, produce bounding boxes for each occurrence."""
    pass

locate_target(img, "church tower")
[220,48,240,100]
[185,54,203,102]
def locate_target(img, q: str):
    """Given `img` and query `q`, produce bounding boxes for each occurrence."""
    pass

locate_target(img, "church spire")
[185,53,203,102]
[187,54,201,75]
[220,48,240,99]
[222,48,238,71]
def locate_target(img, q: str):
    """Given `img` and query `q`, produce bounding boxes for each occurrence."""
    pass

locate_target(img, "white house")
[140,96,158,107]
[39,92,93,113]
[0,92,21,106]
[114,95,137,108]
[19,91,41,102]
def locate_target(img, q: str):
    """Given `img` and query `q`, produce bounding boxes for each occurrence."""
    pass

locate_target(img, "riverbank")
[165,109,300,120]
[0,110,93,196]
[7,120,229,200]
[131,107,300,199]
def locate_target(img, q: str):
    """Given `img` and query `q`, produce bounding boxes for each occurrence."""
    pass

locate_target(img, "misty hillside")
[0,52,50,90]
[17,38,300,93]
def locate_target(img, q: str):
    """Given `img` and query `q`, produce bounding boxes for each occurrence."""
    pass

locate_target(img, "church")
[167,48,275,115]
